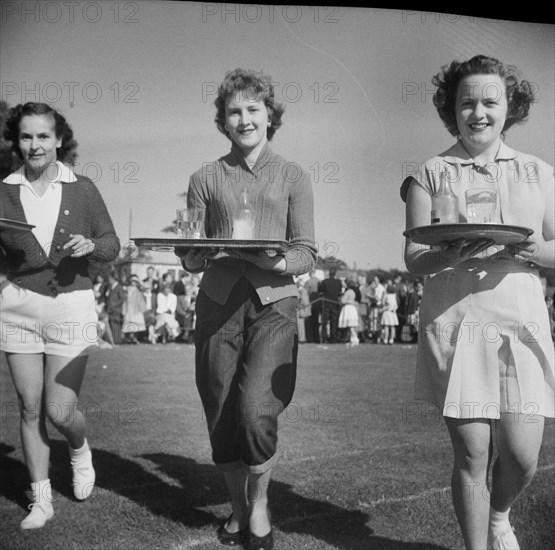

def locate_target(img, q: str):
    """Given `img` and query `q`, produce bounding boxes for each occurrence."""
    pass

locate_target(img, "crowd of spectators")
[92,266,554,349]
[93,267,200,346]
[296,269,426,346]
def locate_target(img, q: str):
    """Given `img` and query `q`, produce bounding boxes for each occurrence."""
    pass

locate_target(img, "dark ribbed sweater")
[0,175,120,296]
[187,142,317,305]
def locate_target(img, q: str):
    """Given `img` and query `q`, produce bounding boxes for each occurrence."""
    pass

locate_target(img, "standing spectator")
[392,274,408,342]
[143,265,159,292]
[105,272,126,345]
[173,270,189,340]
[402,55,554,549]
[296,278,311,343]
[357,275,371,342]
[174,68,316,549]
[160,271,175,292]
[404,280,423,344]
[318,267,343,343]
[304,269,321,343]
[380,284,399,345]
[338,279,360,346]
[93,273,115,348]
[142,265,159,311]
[142,268,158,344]
[122,274,147,344]
[181,278,199,343]
[93,273,108,305]
[0,102,119,528]
[367,275,385,343]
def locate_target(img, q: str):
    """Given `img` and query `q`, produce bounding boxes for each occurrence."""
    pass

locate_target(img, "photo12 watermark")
[200,3,340,24]
[1,1,140,24]
[2,81,140,108]
[202,80,340,105]
[400,10,478,24]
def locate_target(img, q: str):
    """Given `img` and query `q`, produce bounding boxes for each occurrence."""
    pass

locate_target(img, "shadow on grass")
[140,451,450,550]
[0,443,29,509]
[0,442,449,549]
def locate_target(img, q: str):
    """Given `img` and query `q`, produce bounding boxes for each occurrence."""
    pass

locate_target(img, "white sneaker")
[20,501,54,529]
[71,444,95,500]
[488,525,520,549]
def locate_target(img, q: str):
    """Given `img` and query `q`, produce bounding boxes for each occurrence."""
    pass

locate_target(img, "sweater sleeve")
[83,179,121,263]
[284,169,317,275]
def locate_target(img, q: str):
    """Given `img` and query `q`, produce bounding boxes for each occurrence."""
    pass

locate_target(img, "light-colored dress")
[339,289,359,328]
[123,285,146,333]
[410,141,555,419]
[380,293,399,326]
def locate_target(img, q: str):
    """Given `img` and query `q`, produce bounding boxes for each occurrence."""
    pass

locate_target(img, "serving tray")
[132,237,291,253]
[0,218,35,231]
[403,224,533,246]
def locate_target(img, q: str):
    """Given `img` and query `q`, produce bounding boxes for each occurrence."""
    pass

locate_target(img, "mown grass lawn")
[1,342,553,549]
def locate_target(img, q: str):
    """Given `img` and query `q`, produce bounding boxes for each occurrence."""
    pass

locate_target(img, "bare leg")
[445,418,492,550]
[6,353,49,482]
[44,355,88,449]
[490,412,544,511]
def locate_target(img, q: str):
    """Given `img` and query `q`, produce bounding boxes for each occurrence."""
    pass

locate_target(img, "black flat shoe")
[216,515,248,546]
[247,528,274,550]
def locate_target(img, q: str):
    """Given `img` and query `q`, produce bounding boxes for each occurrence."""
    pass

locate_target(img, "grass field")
[1,342,554,550]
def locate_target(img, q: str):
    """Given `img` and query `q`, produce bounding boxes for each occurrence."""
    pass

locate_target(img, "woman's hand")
[438,238,494,265]
[63,234,95,257]
[174,248,208,272]
[506,236,554,267]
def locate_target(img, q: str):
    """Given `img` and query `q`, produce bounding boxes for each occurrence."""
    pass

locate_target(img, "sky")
[1,1,554,271]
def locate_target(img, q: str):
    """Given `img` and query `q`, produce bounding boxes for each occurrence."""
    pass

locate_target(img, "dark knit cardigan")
[0,175,120,296]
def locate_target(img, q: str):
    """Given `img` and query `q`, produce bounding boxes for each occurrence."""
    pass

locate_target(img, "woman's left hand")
[506,238,543,265]
[63,234,95,257]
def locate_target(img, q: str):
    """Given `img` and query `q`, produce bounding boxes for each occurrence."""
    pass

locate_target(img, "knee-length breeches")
[195,278,298,472]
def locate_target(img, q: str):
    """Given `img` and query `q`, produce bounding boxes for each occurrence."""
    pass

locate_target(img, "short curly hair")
[3,102,78,163]
[214,68,285,141]
[432,55,535,137]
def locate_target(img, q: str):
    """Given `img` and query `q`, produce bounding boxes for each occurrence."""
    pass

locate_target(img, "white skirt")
[339,304,359,328]
[415,261,555,419]
[381,311,399,326]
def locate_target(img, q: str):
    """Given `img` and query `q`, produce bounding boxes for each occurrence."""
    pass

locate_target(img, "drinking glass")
[465,188,497,223]
[176,208,205,238]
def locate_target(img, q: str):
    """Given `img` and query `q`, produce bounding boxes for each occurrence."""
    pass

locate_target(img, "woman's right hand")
[174,248,207,271]
[438,238,494,265]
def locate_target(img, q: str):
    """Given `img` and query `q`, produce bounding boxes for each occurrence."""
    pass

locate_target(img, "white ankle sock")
[30,479,52,504]
[69,438,89,461]
[490,506,511,531]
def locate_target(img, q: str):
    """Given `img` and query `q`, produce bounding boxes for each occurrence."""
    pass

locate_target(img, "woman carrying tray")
[175,68,316,550]
[401,55,554,550]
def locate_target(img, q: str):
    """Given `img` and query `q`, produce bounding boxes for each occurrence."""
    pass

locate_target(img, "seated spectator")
[122,274,147,344]
[155,283,181,343]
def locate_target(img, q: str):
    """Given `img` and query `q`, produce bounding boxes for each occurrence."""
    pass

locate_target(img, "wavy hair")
[3,102,78,163]
[432,55,535,137]
[214,68,285,141]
